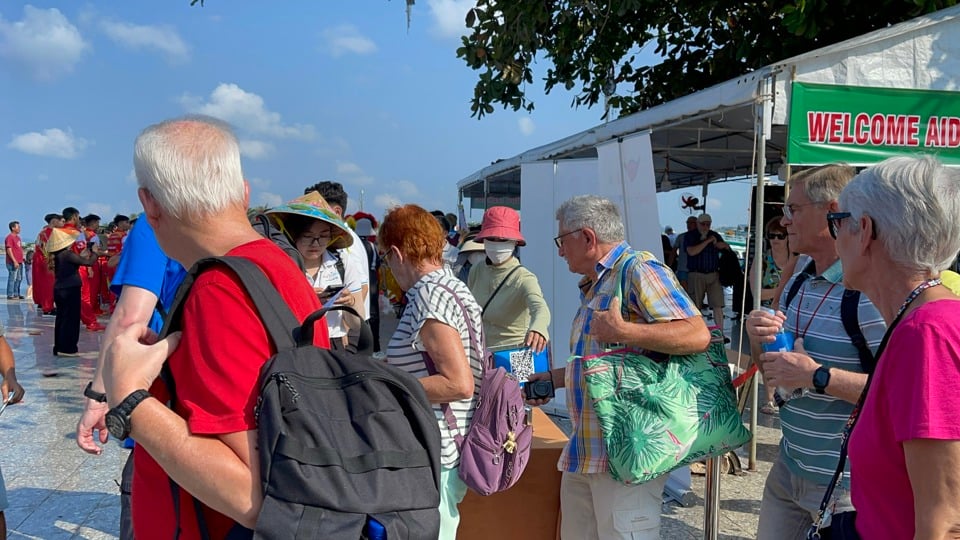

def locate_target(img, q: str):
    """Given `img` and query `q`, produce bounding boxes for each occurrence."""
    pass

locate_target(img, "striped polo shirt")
[386,268,483,468]
[560,243,701,474]
[777,255,886,486]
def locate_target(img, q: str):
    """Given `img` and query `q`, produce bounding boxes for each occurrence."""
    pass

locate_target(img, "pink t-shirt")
[849,299,960,538]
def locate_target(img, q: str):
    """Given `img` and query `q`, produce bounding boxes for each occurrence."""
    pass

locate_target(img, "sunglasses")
[826,212,851,239]
[766,233,787,240]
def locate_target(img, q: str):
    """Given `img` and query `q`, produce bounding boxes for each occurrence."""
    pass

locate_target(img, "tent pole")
[749,77,773,473]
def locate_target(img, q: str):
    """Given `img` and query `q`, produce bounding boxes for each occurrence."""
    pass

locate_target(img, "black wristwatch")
[105,390,152,440]
[812,366,832,394]
[83,381,107,403]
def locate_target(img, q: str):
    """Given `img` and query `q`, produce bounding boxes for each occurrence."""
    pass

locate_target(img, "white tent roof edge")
[457,3,960,192]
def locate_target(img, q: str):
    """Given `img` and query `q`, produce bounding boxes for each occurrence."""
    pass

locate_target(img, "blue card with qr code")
[490,344,550,385]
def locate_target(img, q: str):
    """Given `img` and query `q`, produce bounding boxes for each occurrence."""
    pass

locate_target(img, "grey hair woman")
[833,155,960,538]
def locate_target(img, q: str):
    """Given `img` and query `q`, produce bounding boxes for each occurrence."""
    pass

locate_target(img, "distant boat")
[721,228,748,262]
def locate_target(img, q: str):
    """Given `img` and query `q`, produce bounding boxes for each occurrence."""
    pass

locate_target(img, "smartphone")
[319,285,345,299]
[0,391,15,417]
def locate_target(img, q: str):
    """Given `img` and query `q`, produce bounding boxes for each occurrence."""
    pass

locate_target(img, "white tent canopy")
[457,4,960,204]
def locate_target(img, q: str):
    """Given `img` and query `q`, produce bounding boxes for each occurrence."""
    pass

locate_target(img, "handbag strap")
[481,265,522,315]
[809,278,941,537]
[419,279,486,449]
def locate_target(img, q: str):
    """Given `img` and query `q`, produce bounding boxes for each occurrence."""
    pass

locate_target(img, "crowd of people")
[1,113,959,539]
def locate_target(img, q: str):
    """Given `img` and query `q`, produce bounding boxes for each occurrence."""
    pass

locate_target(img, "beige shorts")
[559,471,667,540]
[688,271,724,309]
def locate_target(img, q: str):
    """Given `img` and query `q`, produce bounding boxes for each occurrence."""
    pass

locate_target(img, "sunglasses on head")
[766,232,787,240]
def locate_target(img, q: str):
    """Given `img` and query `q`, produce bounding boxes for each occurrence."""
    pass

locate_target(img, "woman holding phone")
[268,191,363,350]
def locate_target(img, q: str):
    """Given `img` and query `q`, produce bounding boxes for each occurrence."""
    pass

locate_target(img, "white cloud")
[248,177,271,189]
[126,168,137,185]
[425,0,474,38]
[518,117,535,136]
[85,203,114,220]
[8,128,89,159]
[321,24,376,57]
[395,180,420,198]
[100,19,189,63]
[182,83,315,139]
[258,192,283,208]
[336,161,363,175]
[0,6,90,81]
[238,139,275,159]
[374,194,402,210]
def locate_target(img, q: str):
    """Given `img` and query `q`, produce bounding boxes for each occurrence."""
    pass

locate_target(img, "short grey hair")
[839,155,960,274]
[788,163,857,203]
[556,195,625,244]
[134,115,245,220]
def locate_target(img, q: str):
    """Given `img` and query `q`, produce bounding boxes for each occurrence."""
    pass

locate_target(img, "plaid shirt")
[559,242,701,474]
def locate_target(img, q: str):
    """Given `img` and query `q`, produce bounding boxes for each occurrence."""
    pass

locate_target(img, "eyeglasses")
[766,233,787,240]
[827,212,851,239]
[299,234,332,246]
[554,229,583,248]
[782,202,820,220]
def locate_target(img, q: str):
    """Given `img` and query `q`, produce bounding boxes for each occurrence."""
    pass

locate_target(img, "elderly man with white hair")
[100,116,329,538]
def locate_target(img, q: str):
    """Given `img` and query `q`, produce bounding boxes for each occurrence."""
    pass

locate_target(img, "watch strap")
[83,381,107,403]
[107,389,152,440]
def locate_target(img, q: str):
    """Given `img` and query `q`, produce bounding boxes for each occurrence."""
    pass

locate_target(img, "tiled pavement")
[0,298,781,539]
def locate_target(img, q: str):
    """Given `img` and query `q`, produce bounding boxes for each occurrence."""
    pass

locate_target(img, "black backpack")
[783,259,876,374]
[250,213,305,273]
[160,256,442,539]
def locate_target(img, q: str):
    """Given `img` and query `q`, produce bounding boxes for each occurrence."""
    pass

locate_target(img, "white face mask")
[484,240,516,265]
[467,252,486,266]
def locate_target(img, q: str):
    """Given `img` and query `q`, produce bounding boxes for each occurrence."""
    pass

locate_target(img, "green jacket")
[467,257,550,348]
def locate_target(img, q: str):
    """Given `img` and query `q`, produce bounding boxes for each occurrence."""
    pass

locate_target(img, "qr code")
[508,349,535,383]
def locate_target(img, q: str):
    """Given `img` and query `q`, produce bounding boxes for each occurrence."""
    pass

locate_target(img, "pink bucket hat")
[475,206,525,246]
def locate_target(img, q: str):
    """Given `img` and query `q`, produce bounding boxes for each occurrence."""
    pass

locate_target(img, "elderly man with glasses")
[529,195,709,540]
[745,164,886,539]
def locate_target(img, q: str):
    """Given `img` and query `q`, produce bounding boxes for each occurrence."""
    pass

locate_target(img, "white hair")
[556,195,625,244]
[134,115,245,220]
[839,155,960,274]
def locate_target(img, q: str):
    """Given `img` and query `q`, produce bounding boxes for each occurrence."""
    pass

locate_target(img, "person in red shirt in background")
[82,214,107,316]
[103,214,131,312]
[32,213,63,315]
[61,208,104,332]
[100,115,329,539]
[5,221,25,300]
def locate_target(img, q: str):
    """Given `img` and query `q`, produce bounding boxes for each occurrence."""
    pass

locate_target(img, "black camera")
[524,379,555,400]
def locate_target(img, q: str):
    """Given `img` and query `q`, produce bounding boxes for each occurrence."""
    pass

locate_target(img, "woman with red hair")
[377,204,483,539]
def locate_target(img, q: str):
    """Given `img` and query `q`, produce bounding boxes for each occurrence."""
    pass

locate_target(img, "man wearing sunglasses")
[745,164,886,539]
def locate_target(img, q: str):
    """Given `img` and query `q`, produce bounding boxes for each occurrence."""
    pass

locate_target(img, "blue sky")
[0,1,752,243]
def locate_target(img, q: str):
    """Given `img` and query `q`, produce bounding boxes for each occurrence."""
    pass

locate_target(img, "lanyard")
[796,281,839,339]
[808,278,942,538]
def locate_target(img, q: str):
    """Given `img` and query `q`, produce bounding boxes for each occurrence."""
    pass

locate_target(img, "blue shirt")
[110,219,186,333]
[683,230,723,273]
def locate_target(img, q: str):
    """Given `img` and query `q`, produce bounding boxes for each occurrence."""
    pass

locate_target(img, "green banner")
[788,82,960,166]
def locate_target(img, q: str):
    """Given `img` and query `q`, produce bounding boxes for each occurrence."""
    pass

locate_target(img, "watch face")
[105,410,128,440]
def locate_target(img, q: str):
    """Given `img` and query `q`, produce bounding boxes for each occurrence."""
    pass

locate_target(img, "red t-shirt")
[4,233,23,264]
[132,239,329,539]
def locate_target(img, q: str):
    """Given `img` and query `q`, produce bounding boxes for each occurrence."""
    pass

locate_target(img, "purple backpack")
[424,283,532,496]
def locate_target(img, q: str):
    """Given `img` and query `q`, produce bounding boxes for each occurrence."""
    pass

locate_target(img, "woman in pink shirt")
[829,155,960,539]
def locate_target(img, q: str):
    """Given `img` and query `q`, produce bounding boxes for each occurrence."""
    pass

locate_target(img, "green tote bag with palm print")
[582,333,750,484]
[582,254,750,484]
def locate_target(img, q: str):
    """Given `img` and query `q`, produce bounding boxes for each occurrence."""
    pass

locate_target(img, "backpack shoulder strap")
[481,265,523,315]
[783,259,817,311]
[840,289,876,374]
[160,256,301,402]
[161,256,299,350]
[328,248,346,283]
